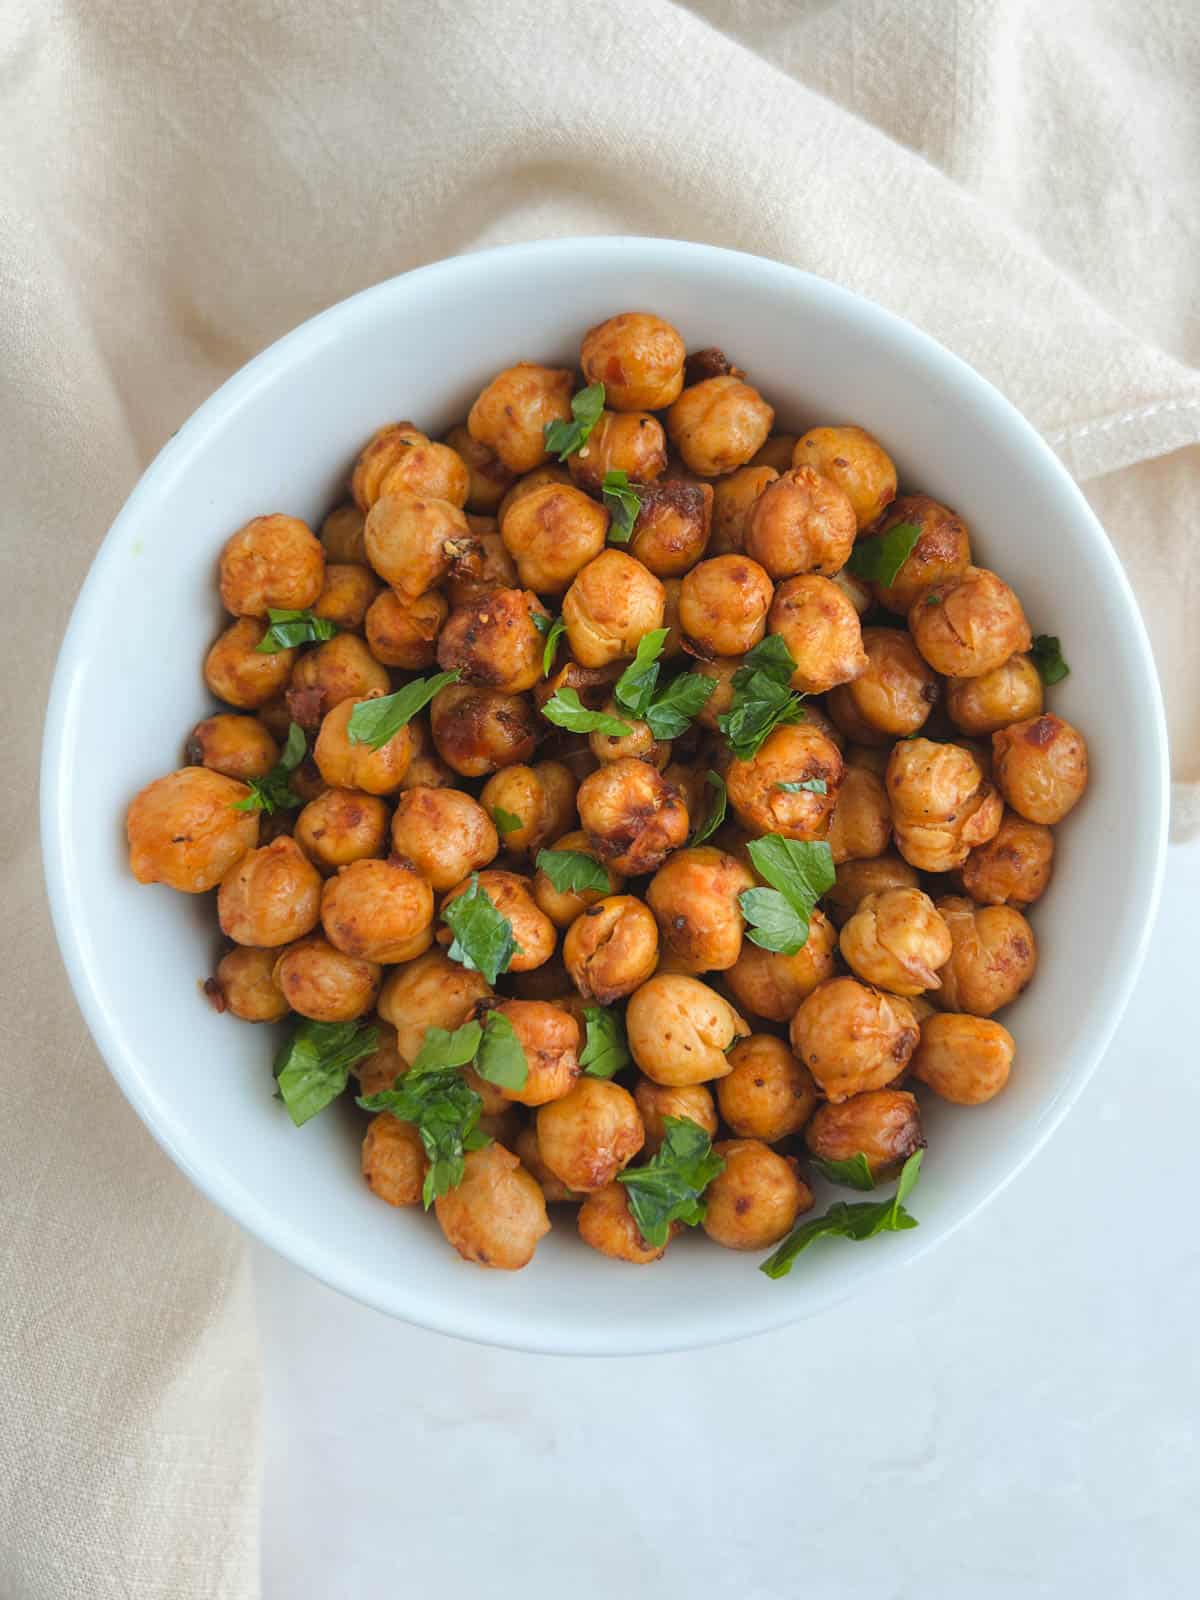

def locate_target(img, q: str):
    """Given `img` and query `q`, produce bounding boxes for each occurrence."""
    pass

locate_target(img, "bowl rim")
[40,236,1170,1354]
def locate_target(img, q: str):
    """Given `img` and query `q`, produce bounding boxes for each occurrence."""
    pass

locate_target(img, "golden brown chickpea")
[751,434,800,473]
[377,948,492,1063]
[389,787,498,890]
[499,481,609,596]
[497,463,573,524]
[824,853,920,927]
[991,713,1089,825]
[364,494,477,598]
[912,1013,1015,1104]
[353,1022,407,1096]
[468,363,574,474]
[514,1124,580,1204]
[213,945,289,1023]
[532,832,623,928]
[428,684,538,778]
[933,896,1037,1016]
[394,717,455,792]
[439,870,557,973]
[703,1140,811,1251]
[313,563,380,632]
[350,422,426,509]
[868,495,972,613]
[725,723,843,841]
[204,617,297,709]
[364,589,447,671]
[287,633,391,728]
[646,847,754,974]
[789,977,919,1102]
[580,312,686,411]
[434,1142,551,1270]
[909,567,1032,679]
[273,935,381,1022]
[361,1114,427,1207]
[839,888,952,996]
[320,857,434,964]
[767,575,868,694]
[708,465,777,557]
[436,588,549,694]
[480,762,578,856]
[218,513,324,617]
[718,1035,818,1142]
[792,425,898,531]
[826,627,940,744]
[536,1077,644,1192]
[826,763,891,865]
[805,1089,923,1178]
[586,702,671,769]
[185,714,279,782]
[568,409,667,493]
[744,466,857,580]
[626,974,747,1086]
[561,549,666,668]
[886,738,1003,873]
[313,694,415,795]
[127,767,258,893]
[377,437,470,510]
[488,998,581,1107]
[724,908,838,1021]
[320,503,368,565]
[667,376,774,477]
[945,652,1043,736]
[563,894,659,1003]
[578,1180,679,1262]
[961,812,1054,907]
[218,836,322,947]
[445,528,520,610]
[443,421,517,514]
[577,758,689,876]
[678,554,773,660]
[627,482,713,578]
[633,1079,719,1156]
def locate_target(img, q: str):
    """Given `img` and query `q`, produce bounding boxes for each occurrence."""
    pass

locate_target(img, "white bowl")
[42,238,1168,1355]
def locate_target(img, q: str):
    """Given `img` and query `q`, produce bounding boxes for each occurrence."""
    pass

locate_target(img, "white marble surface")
[256,836,1199,1600]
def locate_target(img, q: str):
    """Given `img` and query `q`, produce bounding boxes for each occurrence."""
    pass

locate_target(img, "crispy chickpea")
[587,702,671,769]
[961,812,1054,907]
[499,481,609,595]
[868,495,972,613]
[390,787,498,890]
[364,589,447,671]
[437,588,548,693]
[353,1022,407,1096]
[185,714,279,782]
[724,908,837,1021]
[627,482,713,578]
[933,896,1037,1016]
[767,575,867,694]
[718,1035,818,1142]
[313,694,415,794]
[361,1114,427,1207]
[313,563,380,632]
[687,656,739,733]
[377,948,491,1063]
[497,463,573,524]
[218,836,322,947]
[213,945,289,1022]
[488,998,581,1107]
[127,767,258,892]
[364,494,477,598]
[468,362,574,474]
[678,555,773,659]
[434,1142,551,1270]
[532,831,623,927]
[569,409,667,492]
[826,763,891,865]
[514,1124,579,1204]
[204,617,296,709]
[536,1077,644,1192]
[703,1140,811,1251]
[744,466,857,580]
[287,633,391,728]
[667,376,774,476]
[805,1089,923,1178]
[396,717,455,791]
[580,312,686,411]
[992,713,1089,824]
[887,738,1003,873]
[563,894,659,1003]
[751,434,799,473]
[562,550,666,668]
[445,528,519,609]
[792,425,897,531]
[725,723,843,840]
[646,847,753,973]
[789,977,919,1102]
[578,1180,678,1262]
[709,465,777,557]
[273,935,380,1022]
[626,974,746,1086]
[320,503,368,565]
[912,1013,1015,1104]
[633,1079,718,1156]
[443,422,517,514]
[376,437,470,509]
[826,627,939,743]
[218,513,324,617]
[429,684,537,778]
[440,870,556,972]
[480,761,577,856]
[577,758,689,876]
[839,888,952,996]
[945,652,1043,736]
[824,853,920,927]
[351,422,429,509]
[909,567,1032,679]
[320,857,434,964]
[256,691,294,741]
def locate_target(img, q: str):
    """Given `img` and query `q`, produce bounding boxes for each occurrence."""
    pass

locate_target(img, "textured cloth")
[1,2,1197,1596]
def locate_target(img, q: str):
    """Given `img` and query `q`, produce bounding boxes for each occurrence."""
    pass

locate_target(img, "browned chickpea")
[364,589,447,671]
[767,575,868,694]
[436,588,549,694]
[320,857,434,964]
[218,836,322,947]
[703,1140,811,1250]
[351,422,427,509]
[586,702,671,769]
[389,787,498,890]
[497,463,573,524]
[633,1079,718,1156]
[887,738,1003,873]
[580,312,686,411]
[789,977,919,1102]
[532,832,623,927]
[725,723,843,840]
[945,652,1043,736]
[186,714,279,782]
[364,494,477,598]
[127,767,258,893]
[992,713,1089,824]
[396,717,455,791]
[824,853,920,927]
[660,577,685,659]
[805,1089,923,1178]
[568,409,668,492]
[218,513,324,617]
[579,1180,681,1261]
[434,1142,551,1270]
[826,763,891,865]
[709,465,777,557]
[577,758,689,876]
[867,495,972,613]
[626,974,747,1086]
[499,481,609,596]
[909,567,1032,679]
[646,847,753,973]
[377,948,491,1063]
[468,363,574,474]
[627,482,713,578]
[515,1124,581,1204]
[744,466,857,580]
[563,894,659,1003]
[273,935,381,1022]
[287,633,391,728]
[361,1114,427,1207]
[429,684,537,778]
[440,870,557,973]
[320,503,368,565]
[488,998,581,1107]
[561,549,666,668]
[839,888,952,996]
[536,1077,644,1192]
[718,1035,818,1142]
[825,627,940,743]
[353,1022,407,1096]
[961,812,1054,907]
[313,694,415,794]
[445,527,519,609]
[912,1013,1015,1104]
[313,563,380,632]
[213,945,289,1022]
[377,438,470,510]
[792,425,897,531]
[443,422,517,514]
[667,376,774,476]
[480,762,577,856]
[724,908,837,1021]
[204,617,297,709]
[678,554,773,658]
[933,896,1036,1016]
[751,434,800,473]
[692,655,741,730]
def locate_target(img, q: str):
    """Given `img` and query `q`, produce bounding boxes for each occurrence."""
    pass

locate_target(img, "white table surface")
[256,835,1200,1600]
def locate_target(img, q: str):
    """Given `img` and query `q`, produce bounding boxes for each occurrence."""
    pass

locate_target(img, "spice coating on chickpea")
[218,836,322,948]
[205,617,297,709]
[626,973,747,1086]
[313,694,415,795]
[870,495,972,614]
[709,465,777,557]
[805,1089,923,1178]
[364,494,477,598]
[186,714,280,782]
[633,1079,719,1156]
[961,812,1054,907]
[933,896,1037,1017]
[580,313,686,412]
[703,1140,812,1251]
[361,1115,428,1207]
[725,723,843,841]
[434,1142,551,1270]
[724,908,838,1021]
[792,425,898,531]
[767,574,868,694]
[789,977,919,1102]
[429,683,538,778]
[577,758,689,877]
[909,567,1032,679]
[578,1181,678,1263]
[488,999,581,1107]
[839,888,953,996]
[627,481,714,578]
[569,408,668,493]
[744,466,857,580]
[826,627,940,744]
[499,481,610,596]
[218,513,324,618]
[389,787,498,891]
[912,1013,1015,1104]
[645,847,753,973]
[826,763,892,865]
[439,871,556,973]
[351,422,427,510]
[468,363,574,475]
[287,633,391,728]
[377,948,492,1064]
[991,713,1089,825]
[364,589,447,671]
[213,945,289,1023]
[536,1077,645,1192]
[824,853,921,927]
[127,767,259,893]
[563,894,660,1003]
[443,422,518,515]
[437,588,549,694]
[718,1035,818,1143]
[273,936,381,1022]
[667,375,774,477]
[562,549,666,668]
[446,527,519,609]
[945,652,1043,736]
[886,737,1003,873]
[678,554,773,658]
[313,563,381,633]
[320,857,434,964]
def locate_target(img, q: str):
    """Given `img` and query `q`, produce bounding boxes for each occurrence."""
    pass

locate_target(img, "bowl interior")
[43,239,1167,1354]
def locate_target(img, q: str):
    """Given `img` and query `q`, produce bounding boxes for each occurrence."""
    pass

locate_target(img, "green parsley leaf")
[613,629,669,719]
[359,1069,489,1207]
[442,872,522,984]
[543,382,605,460]
[534,848,611,897]
[775,777,827,795]
[407,1020,483,1077]
[232,721,308,815]
[274,1018,379,1127]
[579,1007,631,1079]
[737,887,811,954]
[253,608,339,654]
[642,672,716,740]
[474,1010,528,1092]
[738,835,836,955]
[539,616,567,676]
[846,520,922,587]
[809,1151,877,1191]
[539,687,633,737]
[760,1150,923,1278]
[618,1117,726,1248]
[346,670,461,750]
[601,470,643,543]
[1030,633,1070,685]
[491,806,523,838]
[690,770,727,846]
[718,636,806,760]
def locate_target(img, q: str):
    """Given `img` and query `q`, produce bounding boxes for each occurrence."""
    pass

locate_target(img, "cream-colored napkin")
[2,2,1197,1595]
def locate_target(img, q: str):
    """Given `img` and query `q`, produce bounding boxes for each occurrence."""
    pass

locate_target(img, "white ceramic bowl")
[42,238,1168,1355]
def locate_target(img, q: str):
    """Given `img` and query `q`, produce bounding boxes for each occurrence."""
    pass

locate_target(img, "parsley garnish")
[689,770,727,846]
[534,848,611,897]
[846,521,922,587]
[613,629,715,740]
[274,1017,380,1127]
[602,470,643,543]
[738,834,835,955]
[232,722,307,815]
[491,807,523,838]
[359,1070,490,1207]
[537,615,566,676]
[544,382,605,460]
[441,873,522,984]
[760,1150,923,1278]
[809,1151,876,1190]
[618,1117,726,1248]
[1030,634,1070,685]
[473,1011,528,1092]
[579,1007,631,1080]
[539,687,632,737]
[775,778,827,795]
[346,670,461,750]
[718,635,806,760]
[253,608,339,654]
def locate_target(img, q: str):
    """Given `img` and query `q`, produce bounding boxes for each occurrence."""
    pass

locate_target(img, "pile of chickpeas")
[125,310,1090,1273]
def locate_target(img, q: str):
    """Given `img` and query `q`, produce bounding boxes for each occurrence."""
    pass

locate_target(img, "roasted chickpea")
[725,723,843,840]
[445,527,520,609]
[586,702,671,769]
[313,563,380,632]
[886,738,1003,873]
[497,463,573,524]
[531,831,623,928]
[744,466,857,580]
[703,1140,811,1250]
[361,1114,427,1207]
[627,481,713,578]
[805,1089,923,1178]
[632,1079,718,1157]
[626,974,747,1086]
[578,1181,678,1262]
[487,998,581,1107]
[824,852,920,927]
[217,835,322,947]
[645,847,753,973]
[353,1022,407,1096]
[320,857,434,964]
[377,949,491,1063]
[185,714,279,782]
[480,761,577,856]
[499,481,609,596]
[933,896,1036,1016]
[389,787,498,890]
[468,363,574,474]
[204,617,296,709]
[320,502,368,565]
[682,656,735,733]
[396,716,455,791]
[364,494,477,598]
[127,767,258,893]
[213,945,289,1023]
[313,693,415,794]
[287,633,391,728]
[678,554,773,659]
[428,684,538,778]
[561,550,666,668]
[751,434,800,473]
[992,713,1089,824]
[825,627,940,744]
[709,465,777,557]
[792,425,897,531]
[434,1142,551,1270]
[767,575,867,694]
[580,312,686,411]
[724,908,838,1021]
[667,376,774,476]
[536,1077,644,1192]
[789,977,919,1102]
[839,888,952,996]
[577,758,689,875]
[909,567,1032,679]
[945,652,1043,736]
[443,421,517,514]
[513,1124,579,1204]
[826,762,891,865]
[440,871,556,972]
[563,894,659,1003]
[218,513,324,617]
[718,1035,818,1142]
[437,588,548,693]
[867,495,972,613]
[961,812,1054,907]
[364,589,447,671]
[912,1013,1015,1104]
[273,935,380,1022]
[569,409,667,492]
[350,422,436,510]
